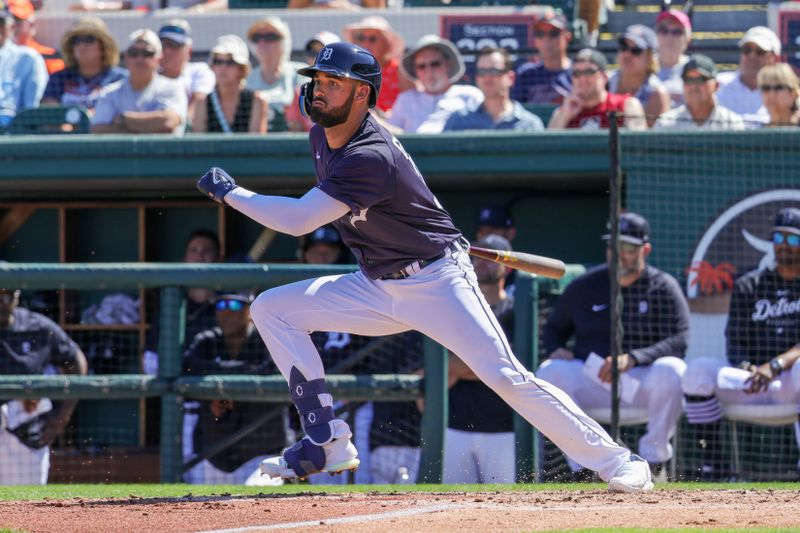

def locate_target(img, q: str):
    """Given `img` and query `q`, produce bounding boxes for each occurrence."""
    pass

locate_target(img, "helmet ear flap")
[299,82,314,118]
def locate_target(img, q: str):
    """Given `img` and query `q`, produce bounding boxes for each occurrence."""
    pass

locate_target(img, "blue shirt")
[312,113,462,279]
[43,66,127,110]
[511,61,571,104]
[443,101,544,132]
[0,40,48,127]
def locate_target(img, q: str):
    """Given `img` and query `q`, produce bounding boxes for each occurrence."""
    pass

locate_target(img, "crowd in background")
[1,0,798,134]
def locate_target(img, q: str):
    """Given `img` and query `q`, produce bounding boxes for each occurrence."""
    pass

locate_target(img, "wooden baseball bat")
[468,246,566,279]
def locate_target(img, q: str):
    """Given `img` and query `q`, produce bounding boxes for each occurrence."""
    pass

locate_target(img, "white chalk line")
[194,502,461,533]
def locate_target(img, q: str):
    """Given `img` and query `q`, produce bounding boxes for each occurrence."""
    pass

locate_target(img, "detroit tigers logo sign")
[687,188,800,301]
[321,47,333,61]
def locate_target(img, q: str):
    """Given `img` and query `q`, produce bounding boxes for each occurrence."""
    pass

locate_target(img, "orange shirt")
[20,37,65,75]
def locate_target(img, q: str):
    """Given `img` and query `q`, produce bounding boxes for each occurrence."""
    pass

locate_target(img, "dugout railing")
[0,262,583,484]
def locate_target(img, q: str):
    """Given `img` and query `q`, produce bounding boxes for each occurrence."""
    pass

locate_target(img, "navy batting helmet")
[297,42,382,117]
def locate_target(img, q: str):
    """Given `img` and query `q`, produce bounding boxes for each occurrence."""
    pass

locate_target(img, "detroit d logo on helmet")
[321,47,333,62]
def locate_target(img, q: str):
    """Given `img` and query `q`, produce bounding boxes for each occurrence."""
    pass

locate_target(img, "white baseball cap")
[739,26,781,55]
[210,34,250,67]
[128,28,162,55]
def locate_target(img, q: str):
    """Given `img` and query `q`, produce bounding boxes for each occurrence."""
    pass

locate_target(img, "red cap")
[7,0,34,20]
[655,10,691,34]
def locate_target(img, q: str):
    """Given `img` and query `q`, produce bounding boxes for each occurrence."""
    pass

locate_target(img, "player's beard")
[310,85,356,128]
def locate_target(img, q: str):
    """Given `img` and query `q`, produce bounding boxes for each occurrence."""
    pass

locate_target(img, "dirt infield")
[2,489,800,532]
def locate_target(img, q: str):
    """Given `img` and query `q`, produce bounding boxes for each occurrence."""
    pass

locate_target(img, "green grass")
[566,530,798,533]
[0,482,799,501]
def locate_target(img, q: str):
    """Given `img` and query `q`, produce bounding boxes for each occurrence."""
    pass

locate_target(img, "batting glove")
[197,167,238,204]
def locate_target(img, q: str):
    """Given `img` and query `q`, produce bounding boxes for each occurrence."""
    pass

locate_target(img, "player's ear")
[356,83,370,103]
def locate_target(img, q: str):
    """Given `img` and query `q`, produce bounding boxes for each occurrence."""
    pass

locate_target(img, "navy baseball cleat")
[260,419,359,480]
[607,454,654,493]
[197,167,238,204]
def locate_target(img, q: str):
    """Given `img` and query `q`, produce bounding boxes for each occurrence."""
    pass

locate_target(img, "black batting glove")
[197,167,238,204]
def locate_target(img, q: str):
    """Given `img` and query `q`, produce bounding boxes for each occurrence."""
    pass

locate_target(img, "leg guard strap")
[289,367,336,445]
[283,437,326,478]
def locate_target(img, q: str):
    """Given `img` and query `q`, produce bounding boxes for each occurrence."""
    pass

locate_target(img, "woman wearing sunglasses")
[246,17,304,115]
[193,35,267,134]
[609,24,670,127]
[757,63,800,127]
[42,16,125,113]
[654,10,692,107]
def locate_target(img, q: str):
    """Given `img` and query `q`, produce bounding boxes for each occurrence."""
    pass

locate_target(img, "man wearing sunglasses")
[716,26,779,125]
[157,20,214,123]
[444,47,543,132]
[655,54,745,130]
[683,208,800,481]
[0,286,88,485]
[511,13,572,105]
[549,48,645,130]
[198,42,655,492]
[541,212,689,481]
[91,29,187,135]
[388,34,482,133]
[183,292,287,485]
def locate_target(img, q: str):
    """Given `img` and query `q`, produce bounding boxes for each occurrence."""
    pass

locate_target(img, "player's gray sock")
[289,366,336,446]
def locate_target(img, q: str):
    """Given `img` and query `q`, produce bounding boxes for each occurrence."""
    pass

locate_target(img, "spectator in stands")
[445,47,543,132]
[304,31,340,66]
[388,34,483,133]
[610,25,670,127]
[540,212,688,478]
[682,208,800,481]
[757,63,800,127]
[288,0,385,8]
[91,29,187,135]
[717,26,779,125]
[654,9,691,108]
[42,17,125,113]
[0,4,47,129]
[511,12,572,105]
[9,0,63,75]
[655,55,745,130]
[158,20,215,123]
[192,35,268,134]
[0,287,88,485]
[246,17,304,116]
[342,16,411,113]
[183,292,287,485]
[444,234,516,484]
[548,48,646,130]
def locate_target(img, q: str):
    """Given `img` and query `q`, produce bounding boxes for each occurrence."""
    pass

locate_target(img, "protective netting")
[620,125,800,482]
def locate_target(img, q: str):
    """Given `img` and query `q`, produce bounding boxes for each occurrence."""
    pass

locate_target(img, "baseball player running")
[196,42,653,492]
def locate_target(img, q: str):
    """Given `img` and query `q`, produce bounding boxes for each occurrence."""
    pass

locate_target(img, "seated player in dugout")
[183,292,288,485]
[682,208,800,481]
[0,286,88,485]
[540,212,688,478]
[197,41,656,492]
